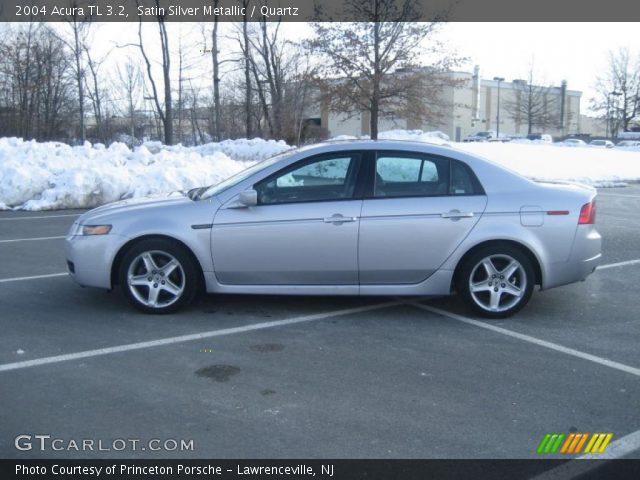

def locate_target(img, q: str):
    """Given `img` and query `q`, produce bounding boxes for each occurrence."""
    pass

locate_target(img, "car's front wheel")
[118,239,200,314]
[457,245,535,318]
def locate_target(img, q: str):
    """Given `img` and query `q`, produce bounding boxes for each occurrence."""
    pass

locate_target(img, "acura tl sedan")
[65,140,601,318]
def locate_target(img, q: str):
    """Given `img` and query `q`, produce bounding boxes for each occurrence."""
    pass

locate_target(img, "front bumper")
[65,232,129,289]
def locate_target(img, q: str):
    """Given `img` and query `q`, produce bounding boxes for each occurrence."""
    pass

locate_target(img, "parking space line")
[0,300,402,373]
[0,236,65,244]
[0,214,80,221]
[410,303,640,378]
[0,273,68,284]
[531,429,640,479]
[597,258,640,270]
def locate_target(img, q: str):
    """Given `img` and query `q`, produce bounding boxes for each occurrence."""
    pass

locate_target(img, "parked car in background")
[616,140,640,148]
[463,131,496,142]
[507,134,527,142]
[589,140,614,148]
[617,131,640,141]
[65,140,601,318]
[526,133,553,143]
[561,138,587,146]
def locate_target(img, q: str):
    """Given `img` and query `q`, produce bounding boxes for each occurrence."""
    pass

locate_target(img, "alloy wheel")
[468,254,527,313]
[126,250,186,309]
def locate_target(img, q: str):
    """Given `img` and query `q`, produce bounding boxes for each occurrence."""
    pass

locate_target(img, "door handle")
[441,210,474,219]
[323,214,358,224]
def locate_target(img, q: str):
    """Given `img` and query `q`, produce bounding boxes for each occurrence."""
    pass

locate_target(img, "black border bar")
[4,459,640,480]
[3,0,640,22]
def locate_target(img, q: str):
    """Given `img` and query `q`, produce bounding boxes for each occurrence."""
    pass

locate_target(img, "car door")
[212,152,363,285]
[359,151,487,284]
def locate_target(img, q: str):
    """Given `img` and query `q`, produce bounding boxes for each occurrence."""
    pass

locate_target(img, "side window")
[375,154,449,198]
[377,157,421,183]
[255,155,359,205]
[450,161,481,195]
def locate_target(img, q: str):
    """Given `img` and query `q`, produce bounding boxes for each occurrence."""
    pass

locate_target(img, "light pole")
[493,77,505,138]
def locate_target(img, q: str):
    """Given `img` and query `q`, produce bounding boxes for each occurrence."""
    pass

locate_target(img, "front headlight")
[82,225,112,235]
[68,222,82,236]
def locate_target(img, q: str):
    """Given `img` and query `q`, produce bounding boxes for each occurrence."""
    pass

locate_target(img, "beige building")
[317,66,584,141]
[579,114,607,137]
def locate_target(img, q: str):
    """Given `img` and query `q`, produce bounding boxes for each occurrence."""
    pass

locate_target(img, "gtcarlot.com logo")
[15,434,194,452]
[537,432,613,454]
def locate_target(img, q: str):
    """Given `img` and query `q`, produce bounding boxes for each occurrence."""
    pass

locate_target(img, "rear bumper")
[543,225,601,289]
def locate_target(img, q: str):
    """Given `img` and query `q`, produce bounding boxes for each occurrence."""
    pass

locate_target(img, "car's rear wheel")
[118,239,199,314]
[457,245,535,318]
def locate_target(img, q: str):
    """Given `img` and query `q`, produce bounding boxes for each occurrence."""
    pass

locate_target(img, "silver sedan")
[65,140,601,318]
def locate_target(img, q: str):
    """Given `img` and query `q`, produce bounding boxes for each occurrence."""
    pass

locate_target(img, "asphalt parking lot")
[1,187,639,461]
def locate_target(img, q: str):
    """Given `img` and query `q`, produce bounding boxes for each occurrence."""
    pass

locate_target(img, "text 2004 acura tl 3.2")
[65,140,601,318]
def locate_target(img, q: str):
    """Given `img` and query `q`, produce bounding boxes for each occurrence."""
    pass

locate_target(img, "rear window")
[373,153,484,198]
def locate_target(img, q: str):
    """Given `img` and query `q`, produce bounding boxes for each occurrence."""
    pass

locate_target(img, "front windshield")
[198,147,299,200]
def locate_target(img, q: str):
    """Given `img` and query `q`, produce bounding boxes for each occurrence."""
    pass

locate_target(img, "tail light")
[578,200,596,224]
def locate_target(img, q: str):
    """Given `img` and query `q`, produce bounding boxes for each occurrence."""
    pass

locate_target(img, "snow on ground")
[0,131,639,210]
[455,142,640,188]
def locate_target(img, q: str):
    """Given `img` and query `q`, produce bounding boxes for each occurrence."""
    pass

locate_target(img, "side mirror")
[231,189,257,208]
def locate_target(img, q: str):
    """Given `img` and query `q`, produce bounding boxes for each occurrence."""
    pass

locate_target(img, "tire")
[456,245,535,319]
[118,238,200,314]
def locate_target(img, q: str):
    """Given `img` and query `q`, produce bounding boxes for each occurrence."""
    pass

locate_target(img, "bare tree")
[246,17,317,142]
[175,27,199,145]
[241,0,253,138]
[61,1,93,142]
[310,0,457,139]
[503,66,559,135]
[591,48,640,136]
[186,79,206,145]
[211,0,222,140]
[83,41,109,142]
[136,0,173,144]
[0,24,75,140]
[116,58,143,141]
[0,22,40,137]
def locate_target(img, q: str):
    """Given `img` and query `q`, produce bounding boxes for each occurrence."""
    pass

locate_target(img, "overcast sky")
[75,22,640,115]
[440,23,639,107]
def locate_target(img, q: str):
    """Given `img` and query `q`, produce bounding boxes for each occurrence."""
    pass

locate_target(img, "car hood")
[78,194,192,224]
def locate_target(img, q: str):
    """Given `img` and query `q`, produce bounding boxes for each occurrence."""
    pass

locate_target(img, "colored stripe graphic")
[574,433,589,453]
[539,433,613,454]
[584,433,614,454]
[537,434,552,454]
[537,433,565,454]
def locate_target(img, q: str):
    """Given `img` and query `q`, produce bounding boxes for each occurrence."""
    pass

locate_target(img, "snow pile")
[143,137,290,162]
[456,141,640,187]
[330,129,450,144]
[378,129,450,143]
[0,137,290,210]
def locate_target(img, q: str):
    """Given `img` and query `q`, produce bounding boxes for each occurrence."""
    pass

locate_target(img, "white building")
[315,66,584,141]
